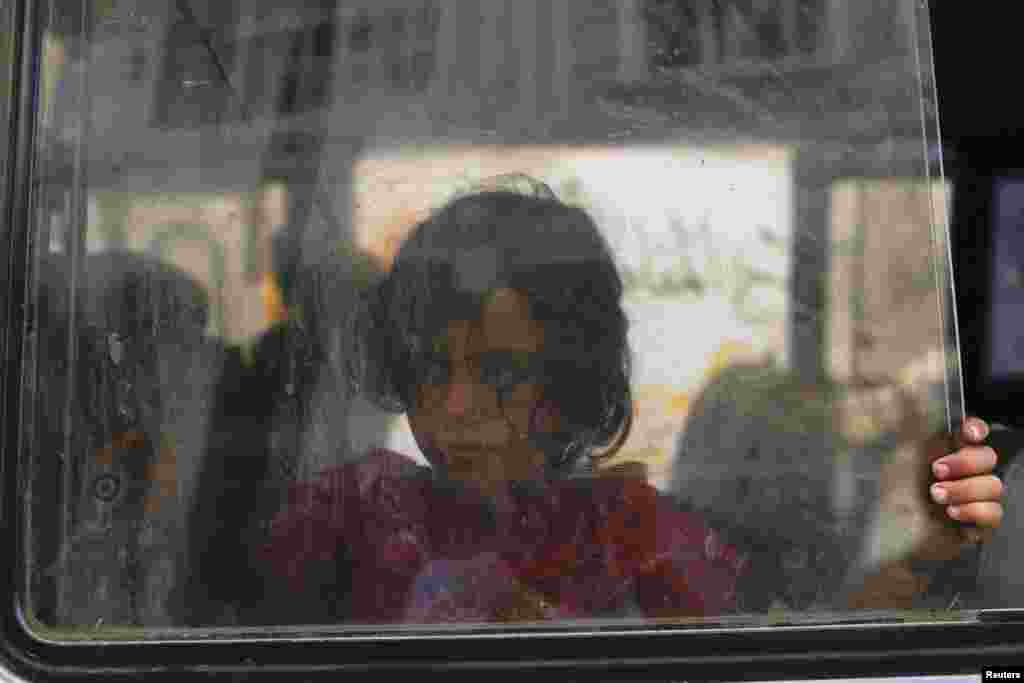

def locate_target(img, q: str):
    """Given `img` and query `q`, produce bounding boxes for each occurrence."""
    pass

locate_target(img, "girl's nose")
[444,379,471,416]
[443,364,477,416]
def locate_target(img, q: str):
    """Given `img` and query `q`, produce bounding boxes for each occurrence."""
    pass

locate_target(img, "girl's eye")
[479,352,539,390]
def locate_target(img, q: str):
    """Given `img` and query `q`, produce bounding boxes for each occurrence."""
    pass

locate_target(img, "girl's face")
[407,288,555,497]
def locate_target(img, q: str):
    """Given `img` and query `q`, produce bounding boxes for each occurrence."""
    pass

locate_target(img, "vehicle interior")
[2,1,1024,681]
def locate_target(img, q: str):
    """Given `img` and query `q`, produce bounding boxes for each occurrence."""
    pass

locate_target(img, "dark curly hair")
[358,182,632,472]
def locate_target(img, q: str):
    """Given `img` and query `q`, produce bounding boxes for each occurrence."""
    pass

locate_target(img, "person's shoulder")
[555,466,675,523]
[353,447,430,483]
[564,462,660,499]
[285,448,429,505]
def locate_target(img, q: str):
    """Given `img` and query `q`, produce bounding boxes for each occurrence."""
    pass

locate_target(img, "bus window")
[2,1,1017,680]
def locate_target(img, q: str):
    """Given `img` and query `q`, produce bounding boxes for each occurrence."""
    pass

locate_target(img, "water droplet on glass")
[118,402,137,424]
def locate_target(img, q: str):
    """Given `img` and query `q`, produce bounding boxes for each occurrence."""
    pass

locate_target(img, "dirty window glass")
[18,0,980,639]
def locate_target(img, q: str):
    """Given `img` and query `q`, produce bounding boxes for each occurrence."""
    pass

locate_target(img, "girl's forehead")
[430,288,544,354]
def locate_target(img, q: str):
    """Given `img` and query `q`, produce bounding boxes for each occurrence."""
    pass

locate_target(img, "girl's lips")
[442,443,494,454]
[439,446,506,482]
[442,444,496,468]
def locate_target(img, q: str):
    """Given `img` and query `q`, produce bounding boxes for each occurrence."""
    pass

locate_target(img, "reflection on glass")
[17,0,983,638]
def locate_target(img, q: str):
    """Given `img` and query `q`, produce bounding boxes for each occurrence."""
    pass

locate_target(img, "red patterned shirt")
[261,449,748,623]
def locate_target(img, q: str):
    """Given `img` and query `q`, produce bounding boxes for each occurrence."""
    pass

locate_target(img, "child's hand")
[928,417,1004,543]
[848,417,1005,606]
[874,417,1004,567]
